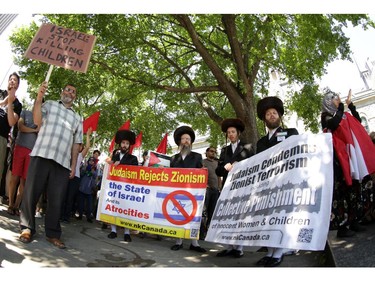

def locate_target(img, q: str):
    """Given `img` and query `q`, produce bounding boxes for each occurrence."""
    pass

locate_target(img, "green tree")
[9,14,374,151]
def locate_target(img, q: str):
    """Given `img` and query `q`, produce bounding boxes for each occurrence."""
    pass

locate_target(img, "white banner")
[205,133,333,251]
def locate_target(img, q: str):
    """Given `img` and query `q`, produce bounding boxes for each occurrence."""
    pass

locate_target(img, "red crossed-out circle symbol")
[162,190,198,225]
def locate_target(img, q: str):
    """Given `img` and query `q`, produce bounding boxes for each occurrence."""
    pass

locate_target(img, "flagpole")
[92,131,97,151]
[45,64,54,83]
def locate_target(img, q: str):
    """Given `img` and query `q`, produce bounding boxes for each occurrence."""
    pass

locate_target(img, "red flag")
[119,119,131,130]
[83,111,100,133]
[129,131,142,154]
[134,131,143,148]
[156,133,168,154]
[109,119,131,153]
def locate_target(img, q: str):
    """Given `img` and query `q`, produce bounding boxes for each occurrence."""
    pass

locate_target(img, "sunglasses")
[63,87,76,94]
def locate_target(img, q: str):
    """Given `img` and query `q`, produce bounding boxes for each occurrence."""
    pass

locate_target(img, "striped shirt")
[30,100,83,170]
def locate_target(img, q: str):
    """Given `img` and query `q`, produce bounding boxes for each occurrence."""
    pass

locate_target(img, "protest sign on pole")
[205,133,334,251]
[25,23,97,74]
[97,164,208,239]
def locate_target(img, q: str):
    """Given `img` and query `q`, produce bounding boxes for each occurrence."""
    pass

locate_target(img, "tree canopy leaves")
[9,14,374,152]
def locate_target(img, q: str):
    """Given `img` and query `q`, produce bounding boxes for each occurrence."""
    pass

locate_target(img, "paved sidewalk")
[0,203,328,268]
[327,221,375,267]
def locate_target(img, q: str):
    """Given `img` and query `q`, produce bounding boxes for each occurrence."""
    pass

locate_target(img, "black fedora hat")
[257,96,284,120]
[173,126,195,145]
[115,129,136,145]
[221,118,245,133]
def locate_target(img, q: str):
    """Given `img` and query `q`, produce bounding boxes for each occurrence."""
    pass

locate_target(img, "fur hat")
[115,129,136,145]
[221,118,245,133]
[257,96,284,120]
[173,126,195,145]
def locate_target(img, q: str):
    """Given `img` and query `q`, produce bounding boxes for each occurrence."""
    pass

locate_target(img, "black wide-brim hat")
[173,125,195,145]
[221,118,245,133]
[115,129,136,145]
[257,96,284,120]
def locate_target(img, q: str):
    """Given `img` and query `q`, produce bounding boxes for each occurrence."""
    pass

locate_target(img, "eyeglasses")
[63,87,76,94]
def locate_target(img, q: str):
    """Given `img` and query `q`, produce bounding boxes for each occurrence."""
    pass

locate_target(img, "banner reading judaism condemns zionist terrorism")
[97,164,207,239]
[205,133,333,251]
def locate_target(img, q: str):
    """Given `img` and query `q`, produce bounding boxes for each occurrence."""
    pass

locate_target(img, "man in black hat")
[106,129,138,242]
[255,96,298,267]
[169,125,206,253]
[215,118,254,258]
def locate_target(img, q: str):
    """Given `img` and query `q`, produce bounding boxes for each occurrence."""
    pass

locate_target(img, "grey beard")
[179,144,191,155]
[61,96,73,105]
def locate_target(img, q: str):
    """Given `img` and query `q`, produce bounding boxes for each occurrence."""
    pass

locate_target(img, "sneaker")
[35,211,42,218]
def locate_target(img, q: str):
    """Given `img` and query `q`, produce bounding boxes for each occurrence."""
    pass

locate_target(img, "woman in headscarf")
[321,88,375,237]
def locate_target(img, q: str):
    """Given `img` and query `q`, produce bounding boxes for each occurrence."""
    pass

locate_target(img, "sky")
[2,2,375,102]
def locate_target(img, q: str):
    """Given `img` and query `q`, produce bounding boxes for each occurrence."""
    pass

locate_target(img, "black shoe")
[216,248,236,257]
[256,256,272,266]
[349,222,366,232]
[337,227,356,238]
[124,234,132,242]
[256,246,268,252]
[171,244,183,251]
[189,244,207,253]
[264,256,283,267]
[87,218,93,223]
[76,215,82,220]
[232,249,244,258]
[107,231,117,239]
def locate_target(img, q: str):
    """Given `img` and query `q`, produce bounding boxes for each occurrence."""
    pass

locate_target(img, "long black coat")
[111,149,139,166]
[170,151,203,169]
[256,127,299,154]
[215,141,254,186]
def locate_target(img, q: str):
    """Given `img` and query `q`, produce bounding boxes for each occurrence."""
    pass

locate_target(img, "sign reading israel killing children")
[25,23,97,73]
[97,163,208,239]
[205,133,334,251]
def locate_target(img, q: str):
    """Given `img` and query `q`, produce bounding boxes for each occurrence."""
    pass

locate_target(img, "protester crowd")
[1,73,375,267]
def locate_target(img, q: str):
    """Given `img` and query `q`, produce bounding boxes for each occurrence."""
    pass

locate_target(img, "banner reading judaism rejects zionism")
[205,133,334,251]
[97,164,207,239]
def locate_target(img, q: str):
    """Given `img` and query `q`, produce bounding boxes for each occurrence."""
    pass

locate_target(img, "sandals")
[46,237,66,249]
[19,230,32,243]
